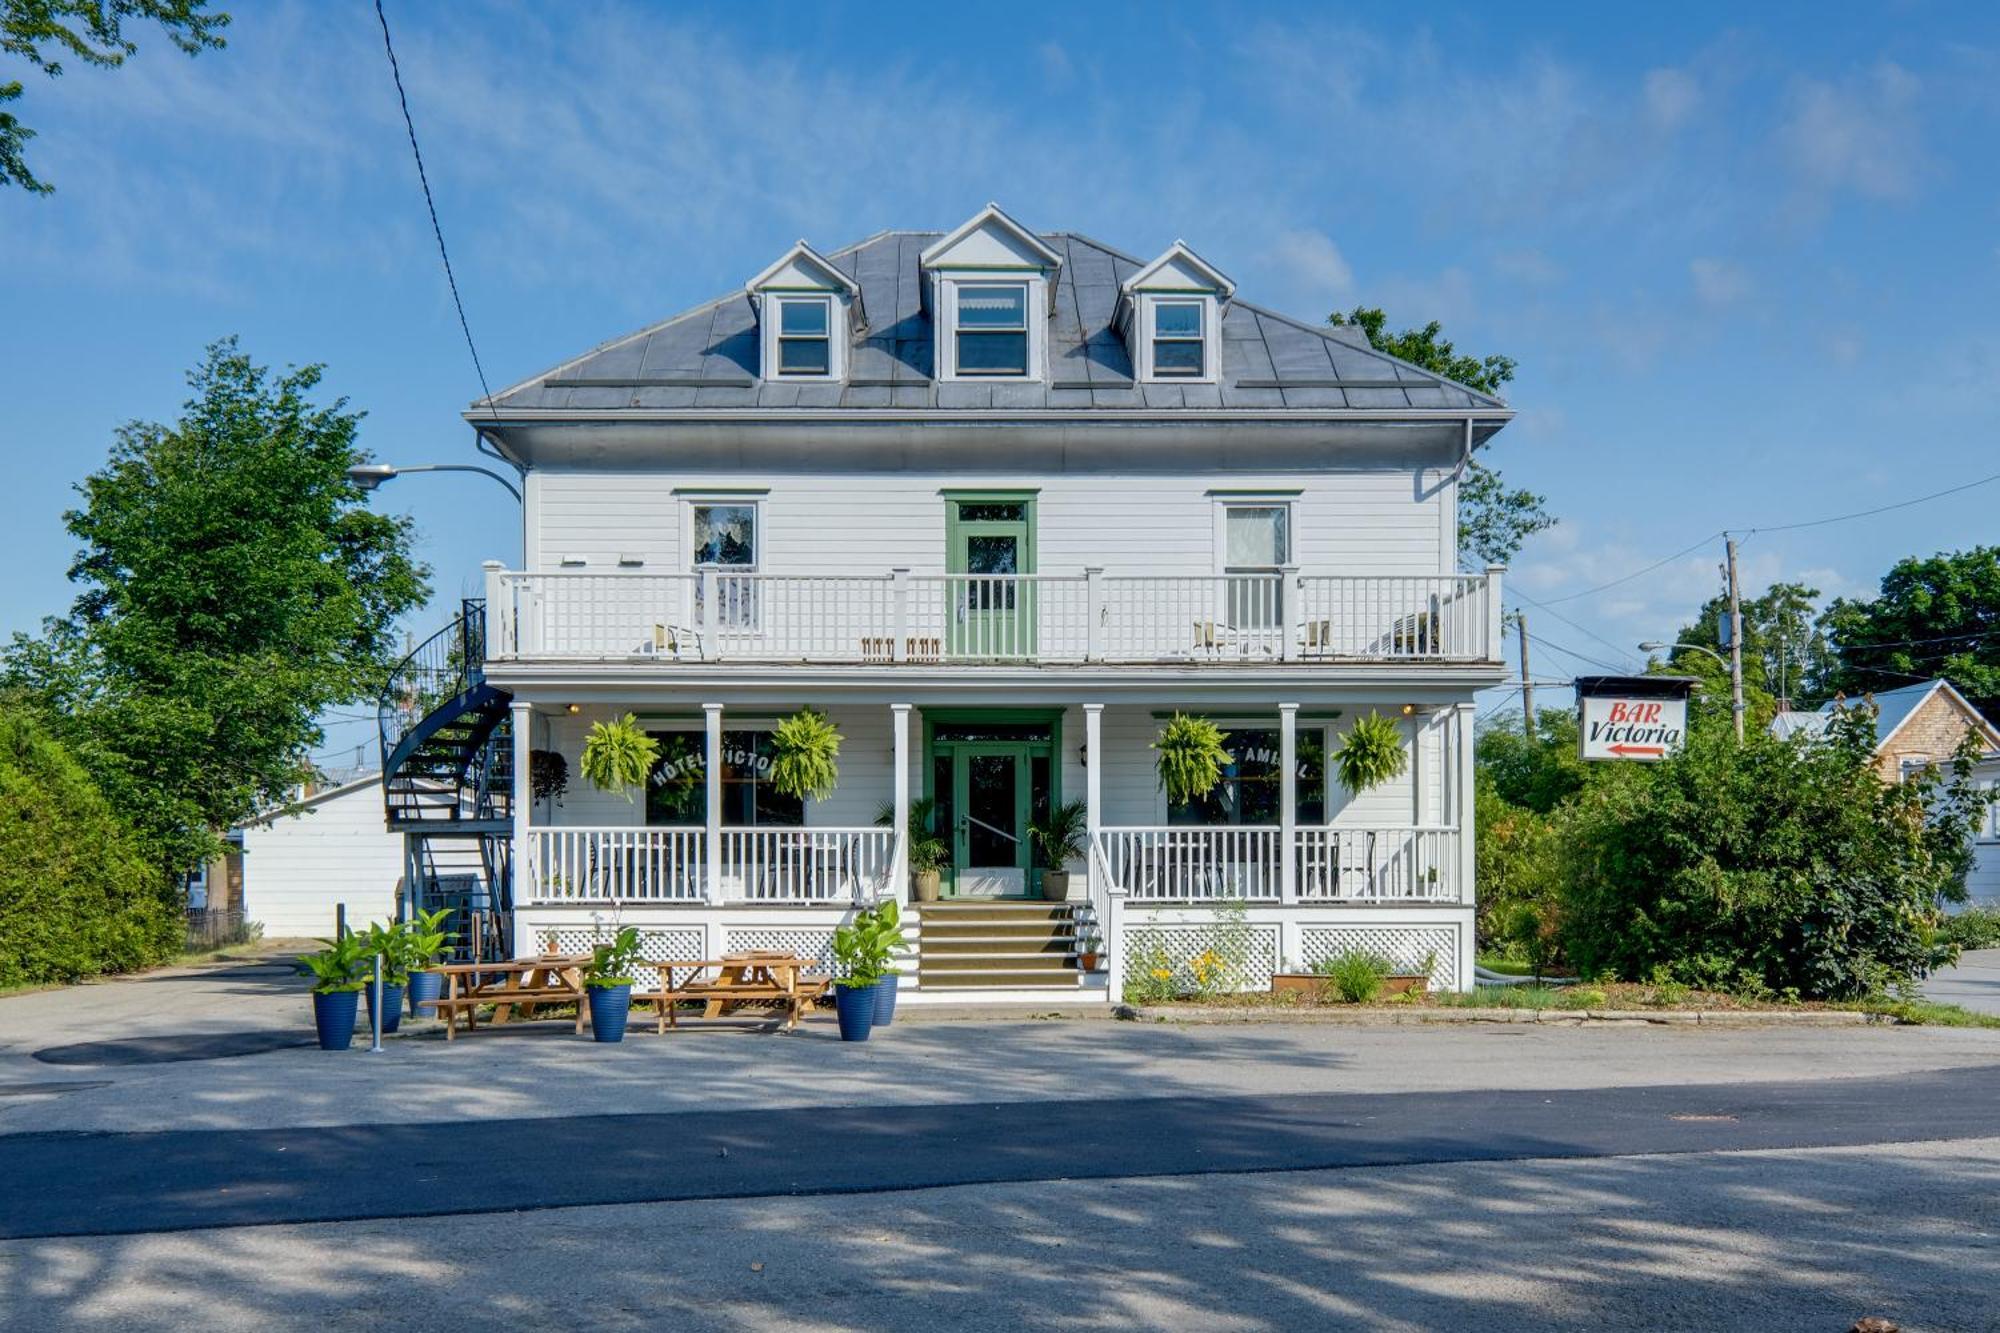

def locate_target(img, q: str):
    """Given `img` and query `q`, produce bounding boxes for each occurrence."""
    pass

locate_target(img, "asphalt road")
[7,1063,1997,1241]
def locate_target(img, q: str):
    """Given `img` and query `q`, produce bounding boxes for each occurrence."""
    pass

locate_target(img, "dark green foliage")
[4,340,429,876]
[295,933,369,994]
[876,797,948,873]
[1311,950,1391,1003]
[1153,713,1232,805]
[768,707,842,802]
[2,0,229,193]
[1556,712,1992,999]
[1476,709,1586,814]
[1029,799,1089,867]
[579,714,659,800]
[1940,906,2000,952]
[832,900,902,988]
[1327,307,1552,566]
[1815,547,2000,718]
[0,705,178,986]
[1333,712,1409,797]
[1671,580,1828,713]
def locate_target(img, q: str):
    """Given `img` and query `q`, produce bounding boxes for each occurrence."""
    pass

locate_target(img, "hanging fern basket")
[1335,711,1409,797]
[579,714,661,802]
[769,707,843,802]
[1153,713,1233,805]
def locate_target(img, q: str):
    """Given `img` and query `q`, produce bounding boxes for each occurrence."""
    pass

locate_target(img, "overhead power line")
[374,0,498,414]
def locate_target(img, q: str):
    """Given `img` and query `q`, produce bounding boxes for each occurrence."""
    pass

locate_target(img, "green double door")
[935,738,1053,898]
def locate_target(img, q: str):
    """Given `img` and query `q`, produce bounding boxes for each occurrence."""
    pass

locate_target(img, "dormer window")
[1151,300,1205,376]
[776,297,832,376]
[955,283,1029,376]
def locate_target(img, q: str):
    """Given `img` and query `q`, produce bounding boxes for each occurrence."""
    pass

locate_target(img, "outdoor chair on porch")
[641,623,706,660]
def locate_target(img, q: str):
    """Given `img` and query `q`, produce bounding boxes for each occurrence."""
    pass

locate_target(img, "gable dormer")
[1117,241,1235,383]
[746,241,864,381]
[920,203,1063,382]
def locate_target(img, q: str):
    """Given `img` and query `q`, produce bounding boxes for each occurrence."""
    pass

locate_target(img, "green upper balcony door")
[946,494,1036,659]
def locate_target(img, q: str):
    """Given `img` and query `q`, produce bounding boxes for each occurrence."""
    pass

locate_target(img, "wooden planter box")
[1271,972,1429,998]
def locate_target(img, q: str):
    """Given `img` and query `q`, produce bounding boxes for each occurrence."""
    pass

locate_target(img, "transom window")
[1152,300,1205,376]
[956,283,1028,375]
[775,298,831,376]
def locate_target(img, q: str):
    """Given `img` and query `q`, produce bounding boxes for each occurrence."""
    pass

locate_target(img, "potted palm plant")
[877,797,948,902]
[404,907,456,1017]
[583,926,643,1043]
[356,920,412,1035]
[1030,800,1088,901]
[297,935,370,1050]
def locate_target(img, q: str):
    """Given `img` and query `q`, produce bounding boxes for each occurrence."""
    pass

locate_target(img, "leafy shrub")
[1312,950,1391,1003]
[0,705,179,987]
[1941,906,2000,952]
[1473,778,1564,959]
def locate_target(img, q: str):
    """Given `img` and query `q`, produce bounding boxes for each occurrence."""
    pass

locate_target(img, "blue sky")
[4,1,1998,761]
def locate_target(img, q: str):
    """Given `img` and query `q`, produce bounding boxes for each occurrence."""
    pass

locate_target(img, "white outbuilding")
[235,774,404,939]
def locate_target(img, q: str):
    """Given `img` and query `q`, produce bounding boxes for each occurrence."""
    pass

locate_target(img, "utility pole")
[1725,536,1746,741]
[1515,612,1535,734]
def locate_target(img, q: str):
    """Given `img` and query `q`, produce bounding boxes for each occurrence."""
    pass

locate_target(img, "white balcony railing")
[523,826,895,906]
[526,827,705,904]
[1092,825,1462,903]
[718,827,896,902]
[485,568,1500,666]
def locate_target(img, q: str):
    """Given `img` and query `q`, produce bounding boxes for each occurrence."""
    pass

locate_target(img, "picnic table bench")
[634,951,829,1034]
[430,954,594,1040]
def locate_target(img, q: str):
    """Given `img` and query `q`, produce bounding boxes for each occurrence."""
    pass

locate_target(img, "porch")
[484,567,1503,666]
[507,697,1478,995]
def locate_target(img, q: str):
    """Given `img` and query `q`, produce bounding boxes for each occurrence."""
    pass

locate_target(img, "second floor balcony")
[483,567,1502,668]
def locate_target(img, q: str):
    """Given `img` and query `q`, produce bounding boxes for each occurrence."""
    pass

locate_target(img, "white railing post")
[700,569,719,658]
[890,703,911,905]
[509,699,532,946]
[1485,564,1505,662]
[1278,703,1298,904]
[703,703,723,903]
[891,568,910,663]
[1084,566,1104,662]
[1278,566,1299,662]
[482,560,507,659]
[1454,701,1477,986]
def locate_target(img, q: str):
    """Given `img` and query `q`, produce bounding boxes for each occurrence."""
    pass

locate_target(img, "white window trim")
[757,292,845,381]
[936,274,1047,383]
[1135,292,1219,383]
[1212,498,1295,573]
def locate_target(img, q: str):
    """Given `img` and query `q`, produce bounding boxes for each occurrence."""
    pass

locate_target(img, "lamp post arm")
[1652,642,1728,669]
[390,464,523,503]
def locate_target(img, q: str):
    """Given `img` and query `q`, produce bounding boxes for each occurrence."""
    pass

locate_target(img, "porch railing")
[1092,825,1462,903]
[718,827,896,902]
[486,568,1500,666]
[522,826,896,905]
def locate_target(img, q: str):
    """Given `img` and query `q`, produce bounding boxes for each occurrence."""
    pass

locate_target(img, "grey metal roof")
[483,231,1510,415]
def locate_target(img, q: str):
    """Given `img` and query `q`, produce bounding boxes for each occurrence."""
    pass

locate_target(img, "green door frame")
[943,490,1038,658]
[921,707,1064,898]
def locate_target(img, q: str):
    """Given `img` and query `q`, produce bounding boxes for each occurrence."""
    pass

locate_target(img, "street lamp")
[346,462,522,504]
[1638,640,1726,669]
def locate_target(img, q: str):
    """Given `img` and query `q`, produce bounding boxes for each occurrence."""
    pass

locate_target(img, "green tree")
[1328,306,1554,565]
[1476,707,1587,814]
[2,0,227,194]
[0,702,178,985]
[1814,547,2000,718]
[4,339,428,875]
[1671,580,1829,712]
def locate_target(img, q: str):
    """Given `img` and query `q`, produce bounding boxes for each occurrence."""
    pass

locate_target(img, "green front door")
[947,496,1035,658]
[950,742,1034,896]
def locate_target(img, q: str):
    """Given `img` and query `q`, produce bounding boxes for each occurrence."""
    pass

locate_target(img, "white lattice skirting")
[539,925,706,987]
[1122,924,1280,990]
[1299,925,1458,989]
[724,926,841,975]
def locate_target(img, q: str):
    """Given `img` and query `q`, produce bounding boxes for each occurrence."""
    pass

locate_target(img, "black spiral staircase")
[379,598,514,961]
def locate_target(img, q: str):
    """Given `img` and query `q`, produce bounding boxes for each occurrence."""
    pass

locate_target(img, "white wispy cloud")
[1267,229,1354,309]
[1778,62,1930,200]
[1688,257,1753,308]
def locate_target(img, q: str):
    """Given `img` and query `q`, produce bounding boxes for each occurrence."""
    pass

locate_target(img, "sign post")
[1573,676,1697,763]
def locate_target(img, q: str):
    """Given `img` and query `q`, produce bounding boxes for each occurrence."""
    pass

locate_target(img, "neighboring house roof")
[478,229,1511,418]
[1773,680,2000,756]
[233,771,384,832]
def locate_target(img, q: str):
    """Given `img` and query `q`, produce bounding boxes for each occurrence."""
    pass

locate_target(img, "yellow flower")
[1152,968,1173,980]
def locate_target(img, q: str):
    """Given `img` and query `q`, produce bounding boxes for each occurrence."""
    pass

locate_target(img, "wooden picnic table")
[431,953,594,1040]
[636,951,829,1033]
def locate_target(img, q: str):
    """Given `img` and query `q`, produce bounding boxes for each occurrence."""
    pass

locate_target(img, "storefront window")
[1167,726,1324,826]
[645,730,804,826]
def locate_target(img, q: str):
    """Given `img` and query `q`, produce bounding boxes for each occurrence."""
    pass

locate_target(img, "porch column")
[890,704,912,904]
[1084,704,1118,1000]
[1083,704,1104,846]
[1453,701,1477,991]
[703,703,723,903]
[1278,703,1298,904]
[509,699,532,947]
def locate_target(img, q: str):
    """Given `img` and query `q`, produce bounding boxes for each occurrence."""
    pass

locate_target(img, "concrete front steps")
[915,900,1087,991]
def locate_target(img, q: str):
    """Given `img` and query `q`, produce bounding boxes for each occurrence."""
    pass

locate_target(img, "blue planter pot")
[313,989,360,1051]
[366,981,405,1036]
[873,976,899,1028]
[588,984,633,1043]
[834,983,876,1041]
[407,970,445,1017]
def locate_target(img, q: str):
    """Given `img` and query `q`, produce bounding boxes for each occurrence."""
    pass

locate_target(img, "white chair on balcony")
[643,623,706,661]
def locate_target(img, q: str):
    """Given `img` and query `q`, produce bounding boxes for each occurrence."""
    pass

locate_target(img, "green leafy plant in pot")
[1075,918,1103,972]
[1334,712,1408,797]
[877,797,949,902]
[355,920,413,1035]
[296,934,369,1050]
[404,907,457,1018]
[583,926,645,1043]
[769,707,842,802]
[1154,713,1232,805]
[580,714,661,801]
[832,901,901,1039]
[1030,799,1089,902]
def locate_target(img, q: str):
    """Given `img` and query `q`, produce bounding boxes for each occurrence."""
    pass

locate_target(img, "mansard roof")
[478,228,1510,416]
